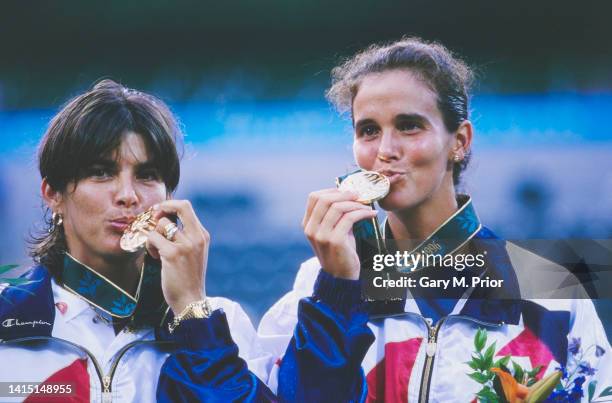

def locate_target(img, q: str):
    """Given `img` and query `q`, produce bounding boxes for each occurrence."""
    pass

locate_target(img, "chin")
[378,185,436,211]
[378,192,419,212]
[104,236,126,255]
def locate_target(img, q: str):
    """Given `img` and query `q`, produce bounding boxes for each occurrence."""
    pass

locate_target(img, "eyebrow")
[355,113,431,129]
[87,158,115,167]
[87,158,157,170]
[134,162,159,172]
[354,118,377,130]
[395,113,430,126]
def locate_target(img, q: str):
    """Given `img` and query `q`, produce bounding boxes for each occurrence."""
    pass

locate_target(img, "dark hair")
[326,37,474,185]
[30,79,183,279]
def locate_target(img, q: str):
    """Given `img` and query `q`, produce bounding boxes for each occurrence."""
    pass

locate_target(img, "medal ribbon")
[336,171,481,273]
[385,194,482,272]
[62,253,168,328]
[337,171,482,305]
[336,170,387,275]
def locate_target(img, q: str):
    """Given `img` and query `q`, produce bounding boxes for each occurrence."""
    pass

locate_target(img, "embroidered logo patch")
[1,318,52,328]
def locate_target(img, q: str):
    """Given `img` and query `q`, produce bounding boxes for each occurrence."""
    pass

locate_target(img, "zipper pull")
[426,339,437,357]
[426,325,437,357]
[102,375,112,403]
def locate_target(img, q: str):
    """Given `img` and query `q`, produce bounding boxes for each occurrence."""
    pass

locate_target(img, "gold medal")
[120,207,157,252]
[338,170,390,204]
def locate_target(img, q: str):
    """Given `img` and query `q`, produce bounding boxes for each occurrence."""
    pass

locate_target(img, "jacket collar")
[369,226,523,325]
[0,265,174,341]
[450,226,522,325]
[52,280,93,324]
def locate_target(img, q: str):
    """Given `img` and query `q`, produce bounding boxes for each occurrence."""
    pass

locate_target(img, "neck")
[68,252,144,296]
[387,189,459,251]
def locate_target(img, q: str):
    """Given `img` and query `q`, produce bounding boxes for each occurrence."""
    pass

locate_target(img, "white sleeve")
[567,298,612,402]
[256,257,321,392]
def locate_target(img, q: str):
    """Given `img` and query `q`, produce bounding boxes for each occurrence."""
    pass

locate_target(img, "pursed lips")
[377,169,406,184]
[109,216,136,232]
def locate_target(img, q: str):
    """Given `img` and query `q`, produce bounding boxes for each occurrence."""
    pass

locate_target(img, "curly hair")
[326,37,474,185]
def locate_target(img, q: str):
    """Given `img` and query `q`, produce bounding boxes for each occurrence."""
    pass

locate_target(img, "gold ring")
[164,223,179,241]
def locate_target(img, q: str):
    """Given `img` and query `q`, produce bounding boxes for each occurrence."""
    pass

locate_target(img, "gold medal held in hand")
[338,170,390,204]
[120,207,157,252]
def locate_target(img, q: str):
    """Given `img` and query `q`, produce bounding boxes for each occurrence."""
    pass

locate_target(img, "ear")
[41,178,63,213]
[450,120,473,160]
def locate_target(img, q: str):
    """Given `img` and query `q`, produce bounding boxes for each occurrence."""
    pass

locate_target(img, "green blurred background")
[2,0,612,108]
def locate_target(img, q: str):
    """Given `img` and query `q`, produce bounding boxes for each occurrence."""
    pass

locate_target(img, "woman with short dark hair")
[0,79,274,402]
[32,79,182,283]
[259,38,611,402]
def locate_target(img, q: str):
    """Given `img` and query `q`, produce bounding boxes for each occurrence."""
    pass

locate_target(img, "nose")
[377,130,400,162]
[114,174,139,208]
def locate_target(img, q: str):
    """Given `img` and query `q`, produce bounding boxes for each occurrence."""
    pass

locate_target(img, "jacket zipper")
[370,312,504,402]
[2,336,172,402]
[102,375,112,403]
[103,339,173,401]
[418,317,444,403]
[418,315,504,402]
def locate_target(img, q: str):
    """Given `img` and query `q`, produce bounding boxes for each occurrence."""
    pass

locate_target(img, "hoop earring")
[453,154,462,162]
[50,212,63,233]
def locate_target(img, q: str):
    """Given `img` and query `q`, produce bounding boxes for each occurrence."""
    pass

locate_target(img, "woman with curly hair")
[259,38,611,402]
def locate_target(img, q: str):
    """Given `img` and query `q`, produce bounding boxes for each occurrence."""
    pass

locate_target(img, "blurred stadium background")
[0,1,610,336]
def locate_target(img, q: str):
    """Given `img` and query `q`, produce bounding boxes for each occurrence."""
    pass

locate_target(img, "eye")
[357,124,380,139]
[397,120,422,133]
[137,169,161,181]
[86,166,113,179]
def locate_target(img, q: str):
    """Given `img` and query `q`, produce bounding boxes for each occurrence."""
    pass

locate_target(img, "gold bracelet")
[168,299,212,334]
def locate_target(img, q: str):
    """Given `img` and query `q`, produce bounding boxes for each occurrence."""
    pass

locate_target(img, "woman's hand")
[145,200,209,314]
[303,189,378,280]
